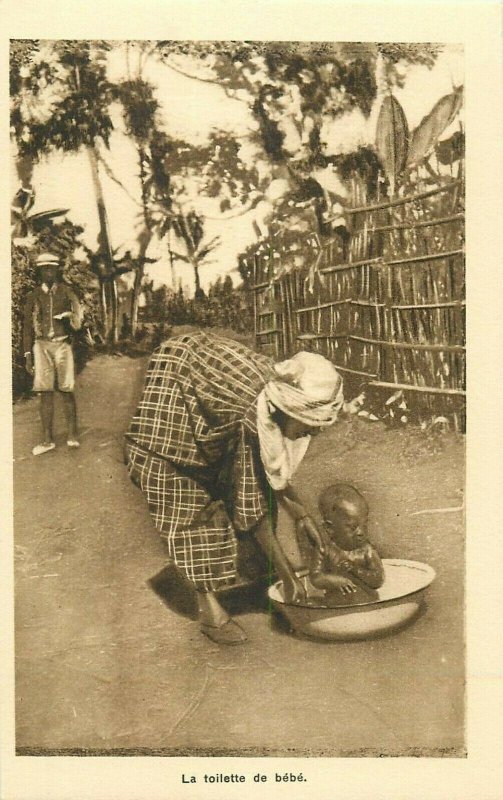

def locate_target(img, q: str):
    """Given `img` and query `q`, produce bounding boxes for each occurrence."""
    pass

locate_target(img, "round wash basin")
[268,559,436,641]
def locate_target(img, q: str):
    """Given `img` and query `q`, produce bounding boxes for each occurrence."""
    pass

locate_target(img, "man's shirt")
[23,282,82,354]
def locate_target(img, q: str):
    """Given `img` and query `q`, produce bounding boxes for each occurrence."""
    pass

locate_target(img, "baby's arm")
[309,549,358,596]
[343,544,384,589]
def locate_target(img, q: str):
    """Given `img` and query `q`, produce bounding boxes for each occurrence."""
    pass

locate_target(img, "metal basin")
[268,559,436,641]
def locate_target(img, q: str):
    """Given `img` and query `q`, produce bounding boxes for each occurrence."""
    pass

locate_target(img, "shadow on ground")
[13,353,465,756]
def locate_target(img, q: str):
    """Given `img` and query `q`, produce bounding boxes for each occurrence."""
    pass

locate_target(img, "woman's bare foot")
[200,619,247,645]
[196,590,247,645]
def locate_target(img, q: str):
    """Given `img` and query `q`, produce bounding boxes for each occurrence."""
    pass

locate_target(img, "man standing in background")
[23,252,82,456]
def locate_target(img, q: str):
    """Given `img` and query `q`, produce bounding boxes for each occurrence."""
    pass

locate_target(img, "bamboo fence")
[249,176,465,429]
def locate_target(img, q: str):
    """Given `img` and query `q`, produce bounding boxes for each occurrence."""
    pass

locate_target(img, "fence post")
[252,253,258,348]
[252,241,283,359]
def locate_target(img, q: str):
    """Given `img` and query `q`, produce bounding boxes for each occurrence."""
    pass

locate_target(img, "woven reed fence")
[249,177,465,429]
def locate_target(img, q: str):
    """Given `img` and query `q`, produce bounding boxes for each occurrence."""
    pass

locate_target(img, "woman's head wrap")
[256,352,344,490]
[264,351,344,426]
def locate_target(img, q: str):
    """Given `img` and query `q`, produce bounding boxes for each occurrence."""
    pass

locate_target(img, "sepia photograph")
[9,37,468,760]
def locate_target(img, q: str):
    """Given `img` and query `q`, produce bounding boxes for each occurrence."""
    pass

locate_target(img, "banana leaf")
[375,95,409,195]
[435,130,465,165]
[28,209,70,231]
[407,86,464,166]
[11,208,70,237]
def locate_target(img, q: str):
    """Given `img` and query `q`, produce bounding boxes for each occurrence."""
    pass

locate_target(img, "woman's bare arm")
[276,485,326,553]
[254,515,307,604]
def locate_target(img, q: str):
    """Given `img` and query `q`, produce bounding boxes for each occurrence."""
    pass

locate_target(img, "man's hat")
[35,252,60,268]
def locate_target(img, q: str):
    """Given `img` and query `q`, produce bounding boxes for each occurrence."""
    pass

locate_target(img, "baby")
[309,483,384,600]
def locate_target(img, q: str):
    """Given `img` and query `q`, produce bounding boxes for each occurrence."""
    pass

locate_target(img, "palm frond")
[169,251,190,263]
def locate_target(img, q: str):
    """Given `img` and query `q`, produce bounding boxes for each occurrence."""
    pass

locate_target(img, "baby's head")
[319,483,369,551]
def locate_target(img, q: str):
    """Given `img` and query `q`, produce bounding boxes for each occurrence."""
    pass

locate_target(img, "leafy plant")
[156,41,441,234]
[407,86,464,167]
[375,94,409,196]
[10,40,120,342]
[11,186,69,241]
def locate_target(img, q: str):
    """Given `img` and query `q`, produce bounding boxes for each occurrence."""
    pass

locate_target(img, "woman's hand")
[281,573,307,604]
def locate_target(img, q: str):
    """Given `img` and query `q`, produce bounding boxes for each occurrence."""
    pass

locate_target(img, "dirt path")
[14,353,465,756]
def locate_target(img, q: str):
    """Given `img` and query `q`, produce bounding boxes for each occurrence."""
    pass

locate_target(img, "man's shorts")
[33,339,75,393]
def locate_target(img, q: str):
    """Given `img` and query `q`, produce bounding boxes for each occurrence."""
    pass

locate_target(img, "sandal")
[200,618,248,645]
[32,442,56,456]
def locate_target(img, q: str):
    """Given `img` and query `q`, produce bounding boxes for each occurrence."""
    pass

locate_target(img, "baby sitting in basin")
[306,483,384,603]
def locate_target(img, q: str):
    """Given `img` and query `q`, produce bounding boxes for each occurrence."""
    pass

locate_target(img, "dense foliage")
[10,40,459,393]
[156,42,442,224]
[140,275,253,334]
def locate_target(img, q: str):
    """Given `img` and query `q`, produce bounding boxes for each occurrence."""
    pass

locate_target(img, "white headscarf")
[256,352,344,490]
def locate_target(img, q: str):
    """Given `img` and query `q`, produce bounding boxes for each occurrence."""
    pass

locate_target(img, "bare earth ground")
[14,352,465,757]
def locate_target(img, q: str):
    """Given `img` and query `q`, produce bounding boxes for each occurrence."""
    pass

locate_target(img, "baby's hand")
[328,574,357,595]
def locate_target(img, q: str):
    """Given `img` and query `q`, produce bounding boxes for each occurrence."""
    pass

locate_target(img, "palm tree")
[115,51,166,335]
[168,210,220,298]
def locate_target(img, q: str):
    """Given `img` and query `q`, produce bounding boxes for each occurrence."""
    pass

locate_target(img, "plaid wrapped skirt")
[125,441,259,591]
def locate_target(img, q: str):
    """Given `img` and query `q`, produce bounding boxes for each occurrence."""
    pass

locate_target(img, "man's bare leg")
[60,391,78,441]
[32,392,56,456]
[40,392,55,443]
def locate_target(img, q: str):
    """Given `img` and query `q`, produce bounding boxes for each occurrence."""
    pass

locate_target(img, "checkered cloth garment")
[125,332,276,590]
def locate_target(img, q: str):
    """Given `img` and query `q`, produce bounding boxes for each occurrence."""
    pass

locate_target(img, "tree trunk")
[192,260,204,299]
[15,153,34,189]
[99,279,108,340]
[168,234,176,290]
[130,145,154,337]
[130,229,153,336]
[109,277,119,345]
[86,146,118,343]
